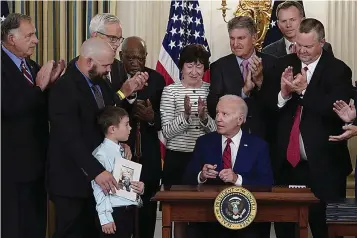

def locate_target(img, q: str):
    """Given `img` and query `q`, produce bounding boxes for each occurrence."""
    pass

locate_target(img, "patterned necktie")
[240,59,249,81]
[289,43,296,54]
[20,61,34,85]
[91,85,105,109]
[222,138,232,169]
[134,121,142,162]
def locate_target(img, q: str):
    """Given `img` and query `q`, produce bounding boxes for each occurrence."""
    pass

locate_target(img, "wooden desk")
[153,185,319,238]
[327,221,357,238]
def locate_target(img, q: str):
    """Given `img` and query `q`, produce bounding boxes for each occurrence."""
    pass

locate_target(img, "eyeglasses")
[96,31,124,44]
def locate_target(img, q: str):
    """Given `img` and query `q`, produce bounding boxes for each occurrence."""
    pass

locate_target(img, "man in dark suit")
[67,13,146,102]
[118,36,166,238]
[207,16,276,140]
[270,18,353,238]
[1,13,65,238]
[47,38,149,238]
[262,1,333,57]
[184,95,273,238]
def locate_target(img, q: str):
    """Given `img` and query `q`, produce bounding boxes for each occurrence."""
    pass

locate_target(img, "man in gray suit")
[262,1,333,57]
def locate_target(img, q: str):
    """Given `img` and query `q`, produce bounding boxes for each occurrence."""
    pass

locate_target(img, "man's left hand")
[50,59,66,83]
[248,55,263,88]
[329,125,357,141]
[219,169,238,184]
[120,143,132,160]
[133,99,154,122]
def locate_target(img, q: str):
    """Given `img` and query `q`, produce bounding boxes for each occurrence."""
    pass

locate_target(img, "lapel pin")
[244,144,248,147]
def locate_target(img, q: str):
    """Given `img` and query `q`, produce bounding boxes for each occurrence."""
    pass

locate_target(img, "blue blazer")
[183,131,274,186]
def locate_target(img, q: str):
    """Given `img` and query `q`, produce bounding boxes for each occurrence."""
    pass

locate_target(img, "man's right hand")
[281,66,294,99]
[243,69,255,95]
[95,171,119,195]
[120,72,149,97]
[200,164,218,181]
[333,99,356,123]
[36,60,55,91]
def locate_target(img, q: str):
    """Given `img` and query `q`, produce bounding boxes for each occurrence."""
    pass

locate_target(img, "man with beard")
[119,36,165,238]
[67,13,148,105]
[47,38,145,238]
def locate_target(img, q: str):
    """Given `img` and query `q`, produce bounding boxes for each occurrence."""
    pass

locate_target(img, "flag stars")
[179,14,185,23]
[179,27,185,36]
[193,30,200,39]
[195,18,201,26]
[178,41,183,49]
[1,15,5,22]
[194,5,201,13]
[168,40,176,49]
[187,16,193,24]
[173,1,180,10]
[171,14,178,23]
[188,3,194,11]
[170,27,177,36]
[270,20,276,28]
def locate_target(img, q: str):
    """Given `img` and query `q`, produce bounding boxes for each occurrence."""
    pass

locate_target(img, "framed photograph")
[112,157,142,201]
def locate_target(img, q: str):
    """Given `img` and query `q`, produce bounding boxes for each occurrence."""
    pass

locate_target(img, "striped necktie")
[91,85,105,109]
[20,61,34,85]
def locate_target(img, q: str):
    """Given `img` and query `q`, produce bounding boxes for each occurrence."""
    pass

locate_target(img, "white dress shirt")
[91,139,138,226]
[198,130,243,185]
[277,54,322,160]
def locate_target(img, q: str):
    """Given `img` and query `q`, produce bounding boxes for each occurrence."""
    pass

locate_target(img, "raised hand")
[184,95,192,119]
[333,99,356,123]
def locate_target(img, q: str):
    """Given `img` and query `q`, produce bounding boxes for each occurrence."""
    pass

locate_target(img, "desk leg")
[162,203,172,238]
[298,206,309,238]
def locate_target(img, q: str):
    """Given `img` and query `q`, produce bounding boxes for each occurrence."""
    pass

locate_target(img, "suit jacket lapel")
[305,51,327,93]
[226,54,244,90]
[233,131,248,172]
[213,132,224,172]
[277,38,287,57]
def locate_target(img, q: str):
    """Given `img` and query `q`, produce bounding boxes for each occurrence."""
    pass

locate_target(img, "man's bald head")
[216,95,248,138]
[119,36,147,76]
[77,38,115,83]
[80,37,114,59]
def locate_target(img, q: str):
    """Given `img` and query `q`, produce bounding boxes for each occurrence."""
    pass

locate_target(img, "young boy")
[92,106,145,238]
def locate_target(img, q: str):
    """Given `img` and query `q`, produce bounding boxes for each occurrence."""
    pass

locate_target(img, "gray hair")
[89,13,121,35]
[299,18,325,42]
[1,13,32,41]
[227,16,257,35]
[219,95,248,121]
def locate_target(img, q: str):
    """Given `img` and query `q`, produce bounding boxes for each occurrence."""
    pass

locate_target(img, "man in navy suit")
[184,95,273,238]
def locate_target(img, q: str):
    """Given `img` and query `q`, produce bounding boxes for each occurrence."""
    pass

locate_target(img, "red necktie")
[286,105,301,167]
[222,138,232,169]
[20,61,34,86]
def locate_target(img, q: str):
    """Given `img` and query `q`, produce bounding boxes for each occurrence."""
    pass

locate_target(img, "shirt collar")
[284,38,294,48]
[302,53,322,73]
[2,45,24,69]
[222,129,242,146]
[103,138,122,153]
[236,49,256,66]
[75,61,94,88]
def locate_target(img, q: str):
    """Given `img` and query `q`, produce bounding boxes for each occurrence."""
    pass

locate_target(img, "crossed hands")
[199,164,238,184]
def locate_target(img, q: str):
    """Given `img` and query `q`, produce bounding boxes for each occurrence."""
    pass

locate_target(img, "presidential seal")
[214,186,257,230]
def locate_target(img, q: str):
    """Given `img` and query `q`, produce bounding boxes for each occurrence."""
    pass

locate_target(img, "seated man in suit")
[262,1,333,57]
[184,95,273,238]
[207,16,276,141]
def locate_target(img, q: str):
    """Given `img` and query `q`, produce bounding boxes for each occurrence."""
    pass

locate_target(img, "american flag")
[156,0,211,162]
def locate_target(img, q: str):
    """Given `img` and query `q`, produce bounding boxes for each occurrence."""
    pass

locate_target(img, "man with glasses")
[67,13,148,104]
